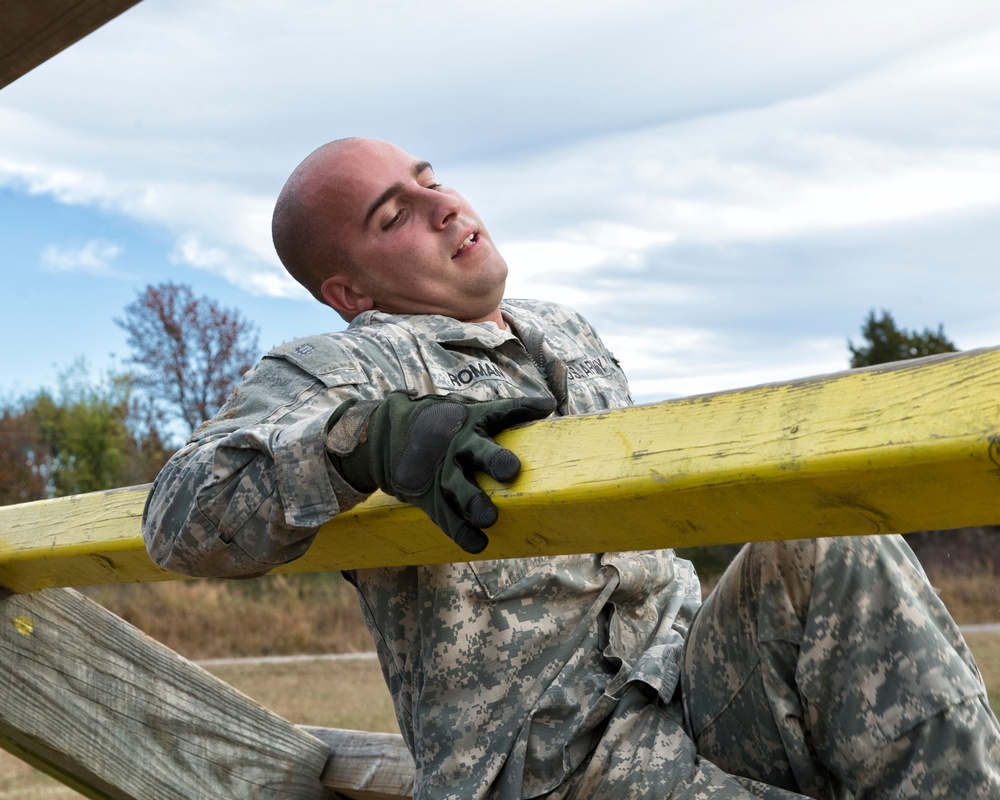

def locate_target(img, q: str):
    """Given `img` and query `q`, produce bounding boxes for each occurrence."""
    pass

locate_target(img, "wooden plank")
[0,485,174,591]
[0,0,143,89]
[0,587,333,799]
[3,347,1000,591]
[303,727,414,800]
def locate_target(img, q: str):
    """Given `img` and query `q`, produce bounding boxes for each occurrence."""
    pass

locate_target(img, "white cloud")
[3,1,1000,398]
[41,240,122,275]
[171,234,302,298]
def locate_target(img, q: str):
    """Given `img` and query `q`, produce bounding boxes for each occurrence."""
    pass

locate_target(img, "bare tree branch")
[116,283,260,434]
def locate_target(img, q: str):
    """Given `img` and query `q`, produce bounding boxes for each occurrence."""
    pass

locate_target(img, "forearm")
[143,412,369,578]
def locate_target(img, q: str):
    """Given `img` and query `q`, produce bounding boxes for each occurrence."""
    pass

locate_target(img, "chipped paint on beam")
[2,347,1000,592]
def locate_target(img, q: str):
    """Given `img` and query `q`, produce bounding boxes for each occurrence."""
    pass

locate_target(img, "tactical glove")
[325,392,556,554]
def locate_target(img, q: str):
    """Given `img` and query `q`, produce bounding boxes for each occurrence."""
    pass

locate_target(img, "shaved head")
[272,138,362,305]
[272,137,508,326]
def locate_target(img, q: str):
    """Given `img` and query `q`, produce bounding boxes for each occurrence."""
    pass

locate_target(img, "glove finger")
[430,490,492,554]
[465,492,500,530]
[476,396,556,436]
[451,522,489,555]
[439,463,502,527]
[457,437,522,483]
[418,491,495,553]
[487,447,521,483]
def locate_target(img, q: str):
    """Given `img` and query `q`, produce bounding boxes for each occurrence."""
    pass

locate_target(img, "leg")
[555,683,811,799]
[681,535,1000,798]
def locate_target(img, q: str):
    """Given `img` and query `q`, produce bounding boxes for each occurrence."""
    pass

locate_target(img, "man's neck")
[464,307,506,329]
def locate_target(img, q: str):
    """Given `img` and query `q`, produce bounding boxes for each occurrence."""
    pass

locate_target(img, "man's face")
[317,139,509,324]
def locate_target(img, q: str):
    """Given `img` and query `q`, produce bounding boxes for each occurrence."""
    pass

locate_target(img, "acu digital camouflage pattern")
[143,299,1000,799]
[683,536,1000,799]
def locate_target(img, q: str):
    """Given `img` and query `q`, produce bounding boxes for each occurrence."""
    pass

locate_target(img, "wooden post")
[305,728,414,800]
[0,0,144,89]
[0,586,333,799]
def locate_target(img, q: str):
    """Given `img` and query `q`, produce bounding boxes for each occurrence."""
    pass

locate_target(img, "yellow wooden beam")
[2,347,1000,592]
[0,0,143,90]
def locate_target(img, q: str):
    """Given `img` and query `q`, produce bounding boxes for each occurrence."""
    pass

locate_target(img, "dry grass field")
[77,572,375,659]
[2,552,998,798]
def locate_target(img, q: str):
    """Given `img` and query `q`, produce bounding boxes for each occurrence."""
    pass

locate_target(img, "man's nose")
[427,190,461,229]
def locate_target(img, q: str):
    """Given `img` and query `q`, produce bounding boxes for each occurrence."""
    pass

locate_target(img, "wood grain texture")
[0,0,143,89]
[0,484,174,591]
[0,587,332,799]
[3,347,1000,591]
[303,727,414,799]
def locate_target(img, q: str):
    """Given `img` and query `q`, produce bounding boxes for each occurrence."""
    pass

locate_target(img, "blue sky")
[3,0,1000,407]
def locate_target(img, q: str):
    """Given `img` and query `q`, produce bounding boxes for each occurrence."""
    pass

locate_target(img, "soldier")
[143,137,1000,798]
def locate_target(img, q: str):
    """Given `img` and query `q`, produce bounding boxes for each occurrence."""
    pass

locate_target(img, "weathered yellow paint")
[2,347,1000,592]
[12,616,34,636]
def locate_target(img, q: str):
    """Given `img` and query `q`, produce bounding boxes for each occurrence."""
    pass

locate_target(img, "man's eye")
[382,209,404,230]
[427,182,442,191]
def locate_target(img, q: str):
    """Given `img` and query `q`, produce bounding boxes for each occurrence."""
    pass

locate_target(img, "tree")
[848,309,957,368]
[0,403,47,505]
[116,282,260,434]
[123,393,175,486]
[32,367,132,496]
[0,362,173,505]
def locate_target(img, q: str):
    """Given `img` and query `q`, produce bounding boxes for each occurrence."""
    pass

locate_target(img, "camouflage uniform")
[143,299,1000,799]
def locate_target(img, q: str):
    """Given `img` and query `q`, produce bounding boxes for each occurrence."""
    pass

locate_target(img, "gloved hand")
[325,392,556,554]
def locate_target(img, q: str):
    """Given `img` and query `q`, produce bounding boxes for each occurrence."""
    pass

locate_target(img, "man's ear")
[321,275,375,318]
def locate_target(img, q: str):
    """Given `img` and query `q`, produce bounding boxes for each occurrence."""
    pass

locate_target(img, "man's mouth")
[454,232,478,258]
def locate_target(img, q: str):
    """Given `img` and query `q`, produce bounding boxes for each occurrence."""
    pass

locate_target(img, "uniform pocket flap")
[267,336,367,387]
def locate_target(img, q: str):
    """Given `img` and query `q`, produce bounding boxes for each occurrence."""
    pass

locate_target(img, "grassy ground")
[209,656,398,732]
[77,572,374,659]
[966,633,1000,706]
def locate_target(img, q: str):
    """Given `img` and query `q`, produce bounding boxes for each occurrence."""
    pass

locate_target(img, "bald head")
[272,136,509,327]
[272,137,363,305]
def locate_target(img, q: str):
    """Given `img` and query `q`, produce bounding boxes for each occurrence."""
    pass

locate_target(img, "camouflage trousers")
[554,536,1000,799]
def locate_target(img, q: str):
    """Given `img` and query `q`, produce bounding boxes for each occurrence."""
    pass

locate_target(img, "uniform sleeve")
[142,341,374,579]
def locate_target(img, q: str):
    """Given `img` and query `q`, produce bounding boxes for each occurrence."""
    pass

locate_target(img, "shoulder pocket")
[267,336,367,388]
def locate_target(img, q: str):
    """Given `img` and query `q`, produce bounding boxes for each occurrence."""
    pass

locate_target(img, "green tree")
[0,362,173,505]
[29,363,128,495]
[848,309,957,368]
[0,402,48,505]
[122,393,174,487]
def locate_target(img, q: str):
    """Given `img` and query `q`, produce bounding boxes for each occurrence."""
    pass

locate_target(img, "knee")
[737,539,819,629]
[745,535,925,605]
[732,535,914,638]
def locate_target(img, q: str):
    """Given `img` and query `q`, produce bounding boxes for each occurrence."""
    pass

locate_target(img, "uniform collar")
[349,308,520,349]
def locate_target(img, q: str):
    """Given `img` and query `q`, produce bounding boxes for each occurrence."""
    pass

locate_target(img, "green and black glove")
[325,392,556,554]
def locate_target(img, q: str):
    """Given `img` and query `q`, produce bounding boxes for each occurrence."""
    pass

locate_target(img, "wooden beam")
[0,0,143,90]
[0,485,172,591]
[304,727,414,800]
[3,347,1000,592]
[0,586,334,799]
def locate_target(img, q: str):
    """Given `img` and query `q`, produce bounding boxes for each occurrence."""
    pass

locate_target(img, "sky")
[2,0,1000,408]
